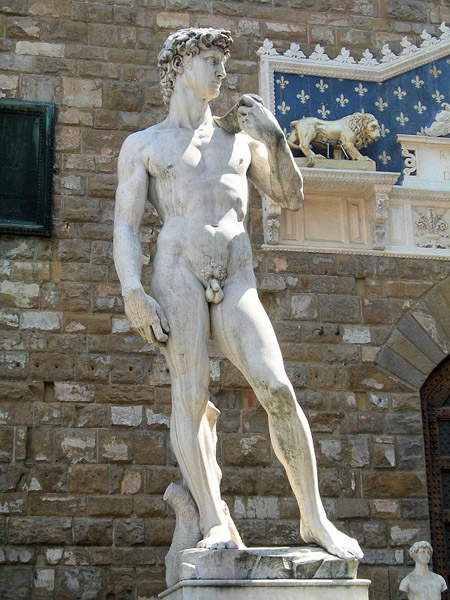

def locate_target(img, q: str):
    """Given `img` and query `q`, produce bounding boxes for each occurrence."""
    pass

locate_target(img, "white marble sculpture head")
[157,28,233,105]
[409,541,433,565]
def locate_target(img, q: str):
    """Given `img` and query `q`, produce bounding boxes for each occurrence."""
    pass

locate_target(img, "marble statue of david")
[113,27,363,561]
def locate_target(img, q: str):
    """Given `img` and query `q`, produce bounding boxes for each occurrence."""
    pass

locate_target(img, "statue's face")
[182,47,228,101]
[415,546,432,565]
[367,118,380,142]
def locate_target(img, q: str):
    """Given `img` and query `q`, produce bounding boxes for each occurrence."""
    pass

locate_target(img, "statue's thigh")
[151,262,210,376]
[211,280,287,386]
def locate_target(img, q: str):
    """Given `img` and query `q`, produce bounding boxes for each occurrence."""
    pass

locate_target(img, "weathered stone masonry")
[1,1,450,598]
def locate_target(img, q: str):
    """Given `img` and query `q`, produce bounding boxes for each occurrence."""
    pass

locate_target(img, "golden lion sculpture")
[287,112,380,166]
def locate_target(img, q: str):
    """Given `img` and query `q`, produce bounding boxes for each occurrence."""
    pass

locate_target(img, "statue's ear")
[172,55,184,75]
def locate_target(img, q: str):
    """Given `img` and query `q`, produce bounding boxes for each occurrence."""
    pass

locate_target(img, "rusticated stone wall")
[1,1,450,599]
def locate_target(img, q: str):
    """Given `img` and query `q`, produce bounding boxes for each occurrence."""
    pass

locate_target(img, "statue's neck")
[166,86,213,130]
[413,563,430,577]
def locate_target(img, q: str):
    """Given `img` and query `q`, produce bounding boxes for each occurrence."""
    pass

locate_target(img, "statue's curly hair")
[157,28,233,105]
[347,112,378,148]
[409,541,433,560]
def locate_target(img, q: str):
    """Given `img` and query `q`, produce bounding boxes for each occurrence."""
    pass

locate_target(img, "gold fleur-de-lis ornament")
[315,79,328,93]
[317,104,330,118]
[411,75,424,88]
[336,93,349,107]
[378,151,391,165]
[375,97,388,111]
[277,101,290,115]
[396,112,409,126]
[296,90,310,104]
[354,83,368,97]
[393,86,406,100]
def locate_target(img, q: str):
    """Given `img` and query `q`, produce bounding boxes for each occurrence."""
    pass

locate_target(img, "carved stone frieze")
[414,206,450,249]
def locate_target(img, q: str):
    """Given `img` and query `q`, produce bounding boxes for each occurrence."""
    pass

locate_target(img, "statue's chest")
[148,129,247,179]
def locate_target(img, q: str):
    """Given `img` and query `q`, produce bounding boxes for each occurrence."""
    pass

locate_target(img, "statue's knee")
[173,383,209,419]
[260,379,296,418]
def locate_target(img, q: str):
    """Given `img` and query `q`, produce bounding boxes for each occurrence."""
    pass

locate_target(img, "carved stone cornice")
[258,23,450,111]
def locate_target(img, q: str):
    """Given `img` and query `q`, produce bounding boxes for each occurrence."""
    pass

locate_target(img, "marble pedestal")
[159,547,370,600]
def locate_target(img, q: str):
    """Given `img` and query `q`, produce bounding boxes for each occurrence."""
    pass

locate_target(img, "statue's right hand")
[123,288,170,345]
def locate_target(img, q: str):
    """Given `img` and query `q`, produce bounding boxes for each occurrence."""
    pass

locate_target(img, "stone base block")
[159,578,371,600]
[295,157,376,170]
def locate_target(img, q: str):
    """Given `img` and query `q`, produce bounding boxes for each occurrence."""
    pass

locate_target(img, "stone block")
[88,24,136,49]
[111,405,143,427]
[134,431,166,465]
[22,465,67,492]
[387,330,435,375]
[145,466,181,494]
[34,568,55,593]
[21,73,61,102]
[110,357,144,384]
[0,352,28,380]
[86,495,132,517]
[57,240,91,262]
[99,432,133,463]
[319,296,361,323]
[105,566,136,599]
[73,518,113,545]
[21,310,61,331]
[56,567,103,600]
[144,517,175,546]
[16,41,65,57]
[0,566,31,600]
[336,498,370,519]
[54,382,94,403]
[377,347,425,389]
[121,471,142,495]
[55,430,96,464]
[223,433,271,467]
[290,294,318,320]
[62,198,100,223]
[69,465,110,494]
[103,81,143,111]
[0,73,18,97]
[114,518,145,545]
[363,472,426,498]
[401,499,429,520]
[371,499,400,519]
[0,281,40,308]
[76,354,111,383]
[8,517,72,544]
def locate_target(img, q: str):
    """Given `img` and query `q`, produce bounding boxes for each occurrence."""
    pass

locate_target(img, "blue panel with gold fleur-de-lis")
[274,55,449,175]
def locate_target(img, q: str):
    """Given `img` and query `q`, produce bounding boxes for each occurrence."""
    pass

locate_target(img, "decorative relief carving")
[266,202,282,245]
[284,43,306,60]
[401,148,417,176]
[287,112,380,166]
[425,103,450,136]
[414,206,450,249]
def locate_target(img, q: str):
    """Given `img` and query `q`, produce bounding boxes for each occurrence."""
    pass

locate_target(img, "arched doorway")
[422,354,450,591]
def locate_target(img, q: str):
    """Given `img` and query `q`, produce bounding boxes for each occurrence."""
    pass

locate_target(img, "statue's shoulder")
[118,123,166,167]
[436,573,447,590]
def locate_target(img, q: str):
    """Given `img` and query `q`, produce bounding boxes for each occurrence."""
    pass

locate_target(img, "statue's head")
[409,541,433,564]
[157,28,233,105]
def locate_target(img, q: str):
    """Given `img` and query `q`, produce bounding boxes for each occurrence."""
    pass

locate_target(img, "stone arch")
[377,276,450,389]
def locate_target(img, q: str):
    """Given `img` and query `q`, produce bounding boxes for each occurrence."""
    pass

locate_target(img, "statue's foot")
[300,518,363,561]
[197,525,238,550]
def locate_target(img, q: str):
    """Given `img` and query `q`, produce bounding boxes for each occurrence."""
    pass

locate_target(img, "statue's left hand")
[237,95,284,145]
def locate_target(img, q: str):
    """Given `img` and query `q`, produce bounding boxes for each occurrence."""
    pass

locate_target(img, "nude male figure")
[113,27,363,560]
[399,542,447,600]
